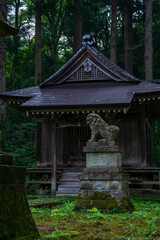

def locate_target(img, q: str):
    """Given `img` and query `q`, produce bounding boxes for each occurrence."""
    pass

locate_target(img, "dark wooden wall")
[118,118,142,167]
[36,114,153,169]
[36,119,56,167]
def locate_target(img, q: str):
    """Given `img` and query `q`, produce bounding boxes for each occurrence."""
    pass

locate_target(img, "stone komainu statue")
[86,113,119,147]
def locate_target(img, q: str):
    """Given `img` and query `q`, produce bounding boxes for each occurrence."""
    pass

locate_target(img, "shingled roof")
[1,35,160,111]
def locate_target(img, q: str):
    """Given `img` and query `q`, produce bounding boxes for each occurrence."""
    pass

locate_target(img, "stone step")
[57,187,79,193]
[57,169,82,196]
[62,172,82,176]
[61,175,81,179]
[63,169,83,172]
[56,193,78,197]
[60,178,80,182]
[58,184,80,188]
[59,182,80,187]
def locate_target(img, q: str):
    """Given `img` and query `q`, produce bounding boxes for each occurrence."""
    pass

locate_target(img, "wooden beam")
[36,121,41,166]
[140,105,147,166]
[51,121,56,195]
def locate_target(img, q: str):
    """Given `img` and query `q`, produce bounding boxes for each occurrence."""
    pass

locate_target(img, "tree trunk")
[110,0,117,63]
[145,0,153,80]
[0,0,7,94]
[124,0,133,74]
[34,0,42,85]
[0,0,7,119]
[11,0,20,90]
[73,0,82,54]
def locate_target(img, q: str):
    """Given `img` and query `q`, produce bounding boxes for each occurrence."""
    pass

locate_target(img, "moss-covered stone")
[75,199,118,211]
[0,166,39,240]
[75,196,134,213]
[89,191,111,200]
[118,198,135,213]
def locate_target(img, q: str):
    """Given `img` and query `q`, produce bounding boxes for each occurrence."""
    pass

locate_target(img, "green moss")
[75,199,118,212]
[118,198,135,213]
[75,196,134,213]
[90,191,111,200]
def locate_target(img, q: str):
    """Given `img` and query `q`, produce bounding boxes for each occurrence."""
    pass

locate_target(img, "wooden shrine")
[1,35,160,194]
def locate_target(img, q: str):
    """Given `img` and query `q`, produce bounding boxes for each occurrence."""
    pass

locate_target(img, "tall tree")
[0,0,7,94]
[110,0,117,63]
[123,0,133,74]
[44,0,66,64]
[34,0,42,85]
[11,0,20,90]
[144,0,153,80]
[0,0,7,118]
[73,0,82,54]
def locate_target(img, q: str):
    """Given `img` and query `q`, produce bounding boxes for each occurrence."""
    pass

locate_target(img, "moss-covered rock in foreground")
[75,191,134,213]
[0,165,39,240]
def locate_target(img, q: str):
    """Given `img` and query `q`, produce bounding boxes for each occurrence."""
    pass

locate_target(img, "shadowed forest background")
[0,0,160,167]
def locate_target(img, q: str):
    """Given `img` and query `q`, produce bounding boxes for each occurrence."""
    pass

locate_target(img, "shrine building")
[1,35,160,195]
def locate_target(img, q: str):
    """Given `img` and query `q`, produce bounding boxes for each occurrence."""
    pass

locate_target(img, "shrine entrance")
[64,126,90,167]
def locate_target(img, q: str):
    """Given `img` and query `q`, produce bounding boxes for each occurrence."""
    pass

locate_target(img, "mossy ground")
[30,196,160,240]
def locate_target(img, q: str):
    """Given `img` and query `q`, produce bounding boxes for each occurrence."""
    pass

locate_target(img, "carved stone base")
[77,143,134,212]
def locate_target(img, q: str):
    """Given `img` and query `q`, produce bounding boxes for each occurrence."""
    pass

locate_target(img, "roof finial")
[82,34,94,47]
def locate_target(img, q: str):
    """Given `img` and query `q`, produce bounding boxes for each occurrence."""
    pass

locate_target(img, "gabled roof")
[40,45,139,87]
[1,35,160,112]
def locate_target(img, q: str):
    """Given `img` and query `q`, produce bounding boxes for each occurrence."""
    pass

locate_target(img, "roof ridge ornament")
[82,34,94,47]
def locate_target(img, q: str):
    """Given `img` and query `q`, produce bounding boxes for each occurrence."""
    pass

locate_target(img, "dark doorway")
[64,126,90,167]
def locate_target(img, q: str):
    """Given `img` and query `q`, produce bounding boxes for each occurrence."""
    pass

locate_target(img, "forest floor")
[28,195,160,240]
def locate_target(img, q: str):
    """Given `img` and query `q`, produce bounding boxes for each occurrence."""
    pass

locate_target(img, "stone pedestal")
[76,142,134,212]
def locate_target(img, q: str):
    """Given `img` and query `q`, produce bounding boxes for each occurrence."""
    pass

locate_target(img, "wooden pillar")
[140,105,147,166]
[36,120,41,167]
[51,121,56,195]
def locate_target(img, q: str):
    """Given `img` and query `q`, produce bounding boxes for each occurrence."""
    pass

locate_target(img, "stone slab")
[83,166,123,174]
[80,173,129,181]
[86,152,122,168]
[83,145,122,153]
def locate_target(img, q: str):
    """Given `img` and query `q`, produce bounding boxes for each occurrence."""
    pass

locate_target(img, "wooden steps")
[56,169,83,196]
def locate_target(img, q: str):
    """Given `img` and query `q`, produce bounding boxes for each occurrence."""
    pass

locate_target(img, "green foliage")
[51,201,76,219]
[5,0,160,88]
[0,108,36,167]
[30,198,160,239]
[43,228,79,239]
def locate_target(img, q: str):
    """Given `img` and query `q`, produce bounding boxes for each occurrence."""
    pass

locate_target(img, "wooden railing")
[124,168,160,192]
[26,167,160,192]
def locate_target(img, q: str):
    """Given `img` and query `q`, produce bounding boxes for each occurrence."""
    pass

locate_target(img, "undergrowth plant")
[30,198,160,239]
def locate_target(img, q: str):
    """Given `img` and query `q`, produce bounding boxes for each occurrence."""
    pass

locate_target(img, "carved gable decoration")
[67,58,111,81]
[40,38,139,87]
